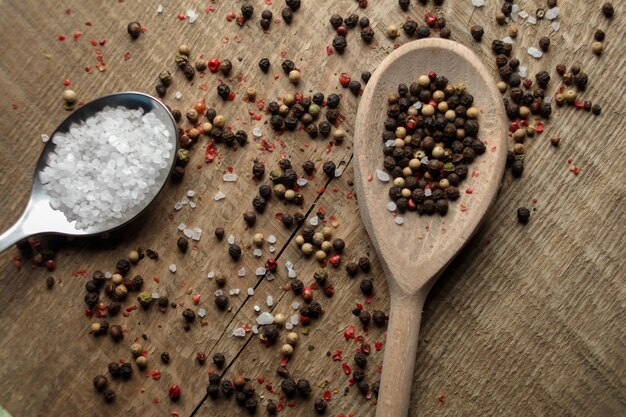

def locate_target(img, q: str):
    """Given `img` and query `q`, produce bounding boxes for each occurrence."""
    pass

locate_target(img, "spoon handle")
[376,290,427,417]
[0,216,28,254]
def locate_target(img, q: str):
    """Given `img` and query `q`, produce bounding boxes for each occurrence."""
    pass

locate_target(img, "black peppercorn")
[296,379,311,397]
[326,93,341,109]
[215,294,229,310]
[286,0,301,11]
[214,227,225,240]
[345,13,359,29]
[281,378,297,398]
[276,366,291,378]
[229,244,242,261]
[183,308,196,322]
[348,80,362,95]
[281,59,295,74]
[258,185,271,200]
[243,211,257,227]
[221,379,235,397]
[440,27,452,38]
[511,160,524,177]
[217,83,231,100]
[517,207,531,224]
[267,399,278,415]
[245,397,258,413]
[416,25,430,39]
[403,20,417,37]
[258,58,271,73]
[207,383,220,399]
[314,398,328,414]
[358,256,371,272]
[279,213,293,229]
[241,3,254,19]
[332,238,345,253]
[282,7,293,24]
[291,279,304,294]
[119,363,132,380]
[602,2,614,18]
[594,29,606,41]
[361,26,375,43]
[115,259,131,276]
[103,389,115,403]
[127,21,141,39]
[332,35,348,54]
[359,16,370,29]
[93,375,108,392]
[346,262,359,277]
[359,310,371,326]
[329,14,343,29]
[372,310,387,326]
[318,121,332,137]
[108,302,121,317]
[360,279,373,296]
[46,275,55,289]
[155,84,167,98]
[357,380,370,395]
[108,362,121,379]
[471,25,484,42]
[361,71,371,83]
[262,324,279,342]
[399,0,410,11]
[260,18,271,30]
[212,352,225,369]
[592,104,602,115]
[323,161,336,178]
[539,36,551,52]
[176,237,188,253]
[574,72,588,90]
[85,280,99,293]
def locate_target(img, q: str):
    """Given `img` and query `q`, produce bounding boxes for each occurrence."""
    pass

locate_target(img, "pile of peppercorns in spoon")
[382,73,483,216]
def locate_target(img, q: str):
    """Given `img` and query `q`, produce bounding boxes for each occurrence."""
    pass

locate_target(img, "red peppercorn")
[329,254,341,267]
[428,71,437,80]
[336,25,348,36]
[338,72,351,88]
[169,384,181,400]
[302,287,313,302]
[44,260,56,271]
[208,58,221,73]
[265,258,278,272]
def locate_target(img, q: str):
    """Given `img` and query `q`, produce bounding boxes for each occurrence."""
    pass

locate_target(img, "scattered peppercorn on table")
[0,1,624,416]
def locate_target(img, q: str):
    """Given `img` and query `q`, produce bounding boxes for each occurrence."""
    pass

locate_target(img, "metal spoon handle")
[375,290,427,417]
[0,214,29,254]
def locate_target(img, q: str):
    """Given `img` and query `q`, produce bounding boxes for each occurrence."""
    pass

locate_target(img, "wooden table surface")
[0,1,624,416]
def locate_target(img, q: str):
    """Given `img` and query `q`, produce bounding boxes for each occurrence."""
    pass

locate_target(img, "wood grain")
[0,1,624,417]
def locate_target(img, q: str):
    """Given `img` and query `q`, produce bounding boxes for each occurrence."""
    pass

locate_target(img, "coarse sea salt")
[253,248,263,257]
[197,308,206,318]
[252,127,263,138]
[39,107,174,230]
[266,295,274,307]
[256,312,274,325]
[232,328,246,337]
[223,173,238,182]
[267,235,277,244]
[288,269,297,278]
[41,134,50,143]
[528,47,543,58]
[256,267,266,276]
[169,264,177,273]
[227,235,236,244]
[238,267,246,277]
[296,178,308,187]
[247,288,255,296]
[545,7,559,20]
[156,5,163,14]
[471,0,485,7]
[309,217,319,226]
[214,191,225,201]
[178,223,187,231]
[266,272,275,281]
[376,170,390,182]
[207,271,215,278]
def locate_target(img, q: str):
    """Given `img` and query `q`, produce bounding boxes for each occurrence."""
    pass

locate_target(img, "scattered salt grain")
[189,201,196,208]
[334,168,343,177]
[252,325,258,334]
[238,267,246,277]
[471,0,485,7]
[290,315,299,325]
[267,235,277,244]
[519,11,529,19]
[254,305,261,313]
[551,21,561,31]
[169,264,177,273]
[296,178,308,187]
[192,227,202,241]
[412,101,422,109]
[174,91,182,100]
[247,288,255,296]
[385,140,396,148]
[223,173,238,182]
[291,302,300,310]
[174,202,183,211]
[266,272,275,281]
[528,47,543,58]
[197,308,206,318]
[424,188,432,197]
[156,4,163,14]
[518,66,528,77]
[186,9,198,23]
[214,191,225,201]
[545,7,559,20]
[104,271,112,279]
[309,217,319,226]
[232,327,246,337]
[183,228,193,238]
[252,127,263,138]
[266,295,274,307]
[285,261,294,270]
[387,201,397,212]
[186,190,196,198]
[288,268,297,278]
[227,235,236,244]
[376,169,390,182]
[229,288,240,296]
[256,267,266,276]
[41,134,50,143]
[256,312,274,325]
[181,197,189,205]
[512,4,519,12]
[207,271,215,278]
[253,248,263,257]
[178,223,187,231]
[269,246,275,253]
[285,323,294,330]
[503,36,514,44]
[215,290,224,296]
[527,15,537,25]
[152,292,160,299]
[395,216,405,225]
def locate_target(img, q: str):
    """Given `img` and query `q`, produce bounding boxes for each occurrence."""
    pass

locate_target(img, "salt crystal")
[545,96,552,102]
[309,217,319,226]
[178,223,187,231]
[214,191,225,201]
[197,308,206,318]
[223,173,238,182]
[253,248,263,257]
[376,170,390,182]
[424,188,432,197]
[256,267,266,276]
[174,202,183,211]
[285,323,293,330]
[290,315,299,325]
[186,9,198,23]
[545,7,559,20]
[266,295,274,307]
[187,190,196,198]
[527,16,537,25]
[471,0,485,7]
[181,197,189,205]
[285,261,294,269]
[269,246,275,253]
[528,47,543,59]
[412,101,422,109]
[266,272,275,281]
[227,235,236,244]
[256,312,274,325]
[334,168,343,177]
[41,134,50,143]
[395,216,405,225]
[288,269,297,278]
[252,127,263,138]
[174,91,182,100]
[551,21,560,31]
[247,288,255,296]
[215,290,224,296]
[189,201,196,208]
[152,292,159,299]
[511,11,519,22]
[387,202,397,212]
[104,272,112,279]
[207,271,215,278]
[254,305,261,313]
[252,325,259,334]
[183,228,193,238]
[232,327,246,337]
[229,288,240,296]
[192,227,202,241]
[296,178,308,187]
[267,235,277,244]
[518,66,528,77]
[238,268,246,277]
[291,302,300,310]
[512,4,519,12]
[421,156,429,165]
[169,264,177,273]
[157,5,164,14]
[519,11,529,19]
[503,36,514,44]
[385,140,396,148]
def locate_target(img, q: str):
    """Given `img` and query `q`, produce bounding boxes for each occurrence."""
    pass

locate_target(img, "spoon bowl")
[353,39,507,416]
[0,92,178,253]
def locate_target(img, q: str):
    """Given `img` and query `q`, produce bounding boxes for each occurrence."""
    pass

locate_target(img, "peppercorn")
[517,207,530,224]
[215,294,229,310]
[440,27,452,38]
[360,26,375,43]
[107,362,121,379]
[322,161,336,178]
[228,244,242,261]
[343,262,357,277]
[244,397,258,413]
[262,324,279,343]
[592,104,602,115]
[291,279,304,295]
[209,352,225,369]
[359,310,371,326]
[360,279,373,296]
[329,14,343,29]
[348,80,362,95]
[471,25,484,42]
[220,379,234,397]
[574,72,588,90]
[286,0,301,11]
[219,59,232,76]
[511,160,524,177]
[107,324,123,342]
[295,379,311,397]
[216,83,231,100]
[333,35,348,54]
[357,256,371,272]
[592,41,604,55]
[119,363,132,380]
[372,310,387,326]
[594,29,606,42]
[281,378,297,398]
[206,383,220,399]
[127,21,141,39]
[403,19,417,37]
[539,36,551,52]
[103,389,115,403]
[266,399,278,415]
[314,398,328,414]
[155,84,167,98]
[173,237,188,254]
[93,375,108,392]
[602,2,614,18]
[241,3,254,19]
[416,25,430,39]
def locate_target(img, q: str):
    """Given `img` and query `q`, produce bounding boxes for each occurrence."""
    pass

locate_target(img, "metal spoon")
[0,92,178,253]
[353,39,507,416]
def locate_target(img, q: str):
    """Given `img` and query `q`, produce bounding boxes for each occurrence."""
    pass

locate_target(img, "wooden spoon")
[353,39,507,416]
